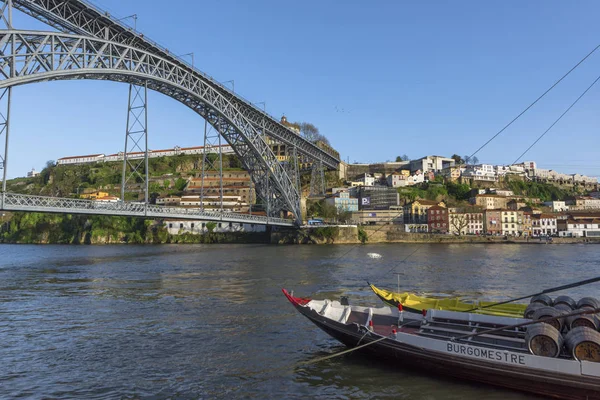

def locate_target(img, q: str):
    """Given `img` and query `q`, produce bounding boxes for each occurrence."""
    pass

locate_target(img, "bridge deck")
[0,193,294,227]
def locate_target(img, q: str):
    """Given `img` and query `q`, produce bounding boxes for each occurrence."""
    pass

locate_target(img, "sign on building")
[361,197,371,206]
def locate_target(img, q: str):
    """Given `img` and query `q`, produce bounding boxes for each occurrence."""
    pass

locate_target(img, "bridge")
[0,0,340,227]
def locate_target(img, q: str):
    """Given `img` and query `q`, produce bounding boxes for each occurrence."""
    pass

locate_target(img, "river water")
[1,243,599,399]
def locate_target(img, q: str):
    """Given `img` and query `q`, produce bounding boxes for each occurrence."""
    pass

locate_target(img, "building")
[489,189,514,197]
[439,165,463,182]
[428,205,449,233]
[80,191,112,200]
[355,173,375,186]
[484,210,502,235]
[448,208,484,235]
[353,185,400,210]
[544,201,569,212]
[404,200,446,224]
[165,220,266,235]
[531,214,557,237]
[570,196,600,211]
[521,212,533,237]
[57,144,235,165]
[178,194,248,212]
[507,199,527,211]
[462,164,497,182]
[324,190,359,212]
[409,156,455,174]
[351,208,403,225]
[558,218,600,238]
[386,173,409,188]
[156,196,181,206]
[500,210,523,236]
[186,171,254,208]
[471,194,509,210]
[27,168,40,178]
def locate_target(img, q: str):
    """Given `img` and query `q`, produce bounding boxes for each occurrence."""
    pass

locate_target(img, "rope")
[298,334,390,366]
[467,42,600,160]
[512,73,600,164]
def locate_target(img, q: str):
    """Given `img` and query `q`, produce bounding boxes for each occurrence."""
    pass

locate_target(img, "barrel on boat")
[564,327,600,362]
[525,323,563,358]
[577,297,600,310]
[530,294,553,307]
[531,306,565,331]
[567,314,599,330]
[554,303,573,313]
[524,303,544,319]
[554,295,577,311]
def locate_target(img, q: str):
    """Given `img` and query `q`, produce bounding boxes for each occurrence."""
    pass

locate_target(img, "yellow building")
[472,194,509,210]
[80,191,110,200]
[500,209,524,236]
[403,199,446,224]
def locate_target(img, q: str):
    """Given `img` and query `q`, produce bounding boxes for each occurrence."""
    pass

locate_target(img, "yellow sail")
[369,283,527,318]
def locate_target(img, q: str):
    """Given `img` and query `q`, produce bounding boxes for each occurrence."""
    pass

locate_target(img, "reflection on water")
[0,243,599,399]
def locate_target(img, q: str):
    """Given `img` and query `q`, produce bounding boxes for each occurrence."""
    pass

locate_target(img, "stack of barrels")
[524,295,600,362]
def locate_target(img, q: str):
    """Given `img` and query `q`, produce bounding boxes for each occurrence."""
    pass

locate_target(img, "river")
[1,243,599,399]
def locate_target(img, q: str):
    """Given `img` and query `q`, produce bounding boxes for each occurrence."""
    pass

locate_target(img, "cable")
[512,73,600,165]
[468,42,600,160]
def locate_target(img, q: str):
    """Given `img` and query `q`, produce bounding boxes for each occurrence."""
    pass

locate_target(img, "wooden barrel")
[525,323,563,357]
[567,314,600,330]
[532,306,565,331]
[530,294,553,307]
[577,297,600,310]
[564,327,600,362]
[524,302,544,319]
[554,303,573,313]
[554,295,577,310]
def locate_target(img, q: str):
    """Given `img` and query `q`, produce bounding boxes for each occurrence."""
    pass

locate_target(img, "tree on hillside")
[395,155,409,162]
[451,154,464,164]
[296,121,331,146]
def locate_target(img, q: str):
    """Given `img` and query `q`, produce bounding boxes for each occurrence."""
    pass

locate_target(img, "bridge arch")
[0,30,301,223]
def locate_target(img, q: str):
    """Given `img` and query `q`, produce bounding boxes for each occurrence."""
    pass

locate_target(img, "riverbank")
[270,225,600,245]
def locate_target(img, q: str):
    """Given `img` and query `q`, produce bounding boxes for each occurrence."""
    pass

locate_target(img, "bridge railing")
[0,193,293,226]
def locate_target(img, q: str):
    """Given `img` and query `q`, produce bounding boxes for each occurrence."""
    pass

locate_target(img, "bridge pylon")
[121,82,149,204]
[309,158,326,197]
[0,0,11,193]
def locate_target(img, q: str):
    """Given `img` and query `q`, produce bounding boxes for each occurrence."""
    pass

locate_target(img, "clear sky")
[5,0,600,179]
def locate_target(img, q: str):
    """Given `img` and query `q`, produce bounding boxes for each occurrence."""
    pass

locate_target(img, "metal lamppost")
[116,14,137,31]
[178,52,194,69]
[223,80,234,93]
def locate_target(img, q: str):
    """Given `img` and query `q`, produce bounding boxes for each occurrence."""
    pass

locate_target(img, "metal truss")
[0,87,10,192]
[309,159,326,197]
[121,82,148,202]
[0,30,302,224]
[200,119,223,210]
[0,192,294,226]
[6,0,340,169]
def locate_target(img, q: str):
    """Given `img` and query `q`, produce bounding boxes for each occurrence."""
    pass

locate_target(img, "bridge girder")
[7,0,340,170]
[0,30,301,223]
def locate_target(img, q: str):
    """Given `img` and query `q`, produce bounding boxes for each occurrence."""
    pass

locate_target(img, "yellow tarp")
[370,284,527,318]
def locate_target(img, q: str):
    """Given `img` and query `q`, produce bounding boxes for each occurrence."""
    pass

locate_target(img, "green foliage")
[205,221,217,233]
[358,226,368,243]
[174,177,187,192]
[445,181,471,201]
[312,226,339,240]
[506,179,571,202]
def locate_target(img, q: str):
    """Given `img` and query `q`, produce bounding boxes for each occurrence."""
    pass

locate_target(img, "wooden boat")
[283,289,600,400]
[369,283,527,318]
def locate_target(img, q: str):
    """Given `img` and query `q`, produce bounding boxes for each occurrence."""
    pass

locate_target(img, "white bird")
[367,253,382,259]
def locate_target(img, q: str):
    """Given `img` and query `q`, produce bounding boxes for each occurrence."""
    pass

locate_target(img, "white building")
[165,220,266,235]
[543,201,569,212]
[27,168,40,178]
[386,173,408,188]
[409,156,455,174]
[531,214,557,237]
[462,164,496,181]
[357,173,375,186]
[558,219,600,238]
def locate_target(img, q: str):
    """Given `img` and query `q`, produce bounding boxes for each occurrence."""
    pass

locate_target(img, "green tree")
[174,177,187,192]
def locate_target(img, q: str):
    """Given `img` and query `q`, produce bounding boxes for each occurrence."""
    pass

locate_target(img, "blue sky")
[5,0,600,178]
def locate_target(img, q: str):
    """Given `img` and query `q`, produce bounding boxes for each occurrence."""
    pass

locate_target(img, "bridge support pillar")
[309,158,326,197]
[121,82,149,203]
[200,118,224,211]
[0,0,12,193]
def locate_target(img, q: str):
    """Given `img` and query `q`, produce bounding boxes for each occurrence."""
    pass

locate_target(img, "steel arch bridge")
[0,0,341,227]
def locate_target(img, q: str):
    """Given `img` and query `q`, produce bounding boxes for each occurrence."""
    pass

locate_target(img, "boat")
[369,282,527,317]
[283,289,600,400]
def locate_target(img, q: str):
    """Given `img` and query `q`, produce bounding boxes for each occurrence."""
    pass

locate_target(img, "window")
[218,223,222,228]
[169,223,173,228]
[512,224,515,228]
[202,223,205,228]
[191,223,195,228]
[180,223,184,228]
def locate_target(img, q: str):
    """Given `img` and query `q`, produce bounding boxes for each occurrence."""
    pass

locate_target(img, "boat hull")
[287,293,600,400]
